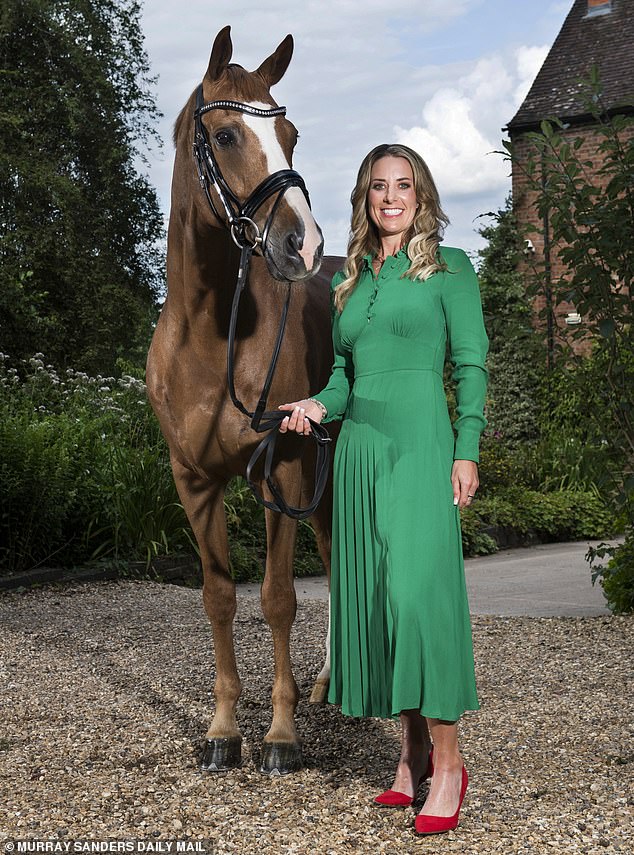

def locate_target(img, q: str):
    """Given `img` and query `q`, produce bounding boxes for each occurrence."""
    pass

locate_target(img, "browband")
[195,99,287,118]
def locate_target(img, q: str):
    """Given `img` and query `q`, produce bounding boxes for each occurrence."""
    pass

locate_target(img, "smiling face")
[366,155,418,243]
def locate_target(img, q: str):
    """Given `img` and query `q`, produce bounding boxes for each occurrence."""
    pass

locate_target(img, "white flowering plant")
[0,353,191,573]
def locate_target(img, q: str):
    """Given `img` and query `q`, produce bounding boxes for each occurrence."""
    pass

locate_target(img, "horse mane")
[172,65,275,148]
[173,101,190,147]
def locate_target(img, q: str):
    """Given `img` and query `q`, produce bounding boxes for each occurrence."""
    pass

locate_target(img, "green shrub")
[483,337,542,448]
[93,440,192,565]
[0,354,618,583]
[223,477,322,582]
[0,354,188,572]
[478,434,520,494]
[534,350,633,503]
[513,487,611,539]
[588,534,634,614]
[224,477,266,583]
[0,354,323,581]
[459,507,498,556]
[0,413,78,572]
[460,486,615,558]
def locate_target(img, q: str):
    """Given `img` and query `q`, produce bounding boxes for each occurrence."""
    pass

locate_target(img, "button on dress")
[313,246,488,720]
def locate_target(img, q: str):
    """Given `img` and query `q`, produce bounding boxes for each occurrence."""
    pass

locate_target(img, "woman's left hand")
[451,460,479,509]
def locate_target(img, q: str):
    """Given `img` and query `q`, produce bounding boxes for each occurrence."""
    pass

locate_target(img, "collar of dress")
[362,244,410,269]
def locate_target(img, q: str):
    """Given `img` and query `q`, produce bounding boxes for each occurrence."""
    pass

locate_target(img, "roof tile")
[507,0,634,131]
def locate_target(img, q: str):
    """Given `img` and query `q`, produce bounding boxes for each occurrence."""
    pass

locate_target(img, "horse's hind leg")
[172,460,242,771]
[259,470,303,775]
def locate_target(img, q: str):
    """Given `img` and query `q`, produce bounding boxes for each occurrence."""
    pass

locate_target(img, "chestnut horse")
[146,27,340,774]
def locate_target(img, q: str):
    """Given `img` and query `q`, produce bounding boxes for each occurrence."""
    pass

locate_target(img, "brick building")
[506,0,634,362]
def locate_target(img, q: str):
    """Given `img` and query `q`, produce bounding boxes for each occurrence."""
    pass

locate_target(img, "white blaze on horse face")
[242,104,322,270]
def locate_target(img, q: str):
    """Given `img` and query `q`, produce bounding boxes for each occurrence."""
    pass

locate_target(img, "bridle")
[192,83,331,521]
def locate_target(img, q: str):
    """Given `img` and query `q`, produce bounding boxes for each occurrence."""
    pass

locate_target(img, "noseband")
[192,84,330,521]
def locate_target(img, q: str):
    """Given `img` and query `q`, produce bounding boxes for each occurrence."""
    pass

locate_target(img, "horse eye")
[214,129,235,147]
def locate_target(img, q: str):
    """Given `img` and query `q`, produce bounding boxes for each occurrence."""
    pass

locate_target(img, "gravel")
[0,580,632,854]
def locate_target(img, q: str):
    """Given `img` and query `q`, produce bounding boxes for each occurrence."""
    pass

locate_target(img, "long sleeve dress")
[312,245,488,721]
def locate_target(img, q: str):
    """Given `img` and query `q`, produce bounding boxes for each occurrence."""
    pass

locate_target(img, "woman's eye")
[215,129,235,147]
[399,183,411,189]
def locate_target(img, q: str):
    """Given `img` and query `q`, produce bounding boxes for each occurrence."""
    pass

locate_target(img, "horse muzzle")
[264,219,324,282]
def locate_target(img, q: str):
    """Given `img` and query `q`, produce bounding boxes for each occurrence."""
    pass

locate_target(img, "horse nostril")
[285,231,302,258]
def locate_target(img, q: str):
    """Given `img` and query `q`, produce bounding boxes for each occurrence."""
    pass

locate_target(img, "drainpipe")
[541,149,555,373]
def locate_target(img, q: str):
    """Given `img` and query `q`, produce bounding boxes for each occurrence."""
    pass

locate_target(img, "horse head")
[177,26,324,281]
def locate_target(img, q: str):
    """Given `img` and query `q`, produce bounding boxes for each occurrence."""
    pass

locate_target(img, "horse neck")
[166,205,236,311]
[164,184,287,354]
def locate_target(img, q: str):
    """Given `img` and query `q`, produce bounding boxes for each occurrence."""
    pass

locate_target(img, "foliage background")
[498,76,634,612]
[0,355,327,581]
[0,0,164,372]
[0,354,617,581]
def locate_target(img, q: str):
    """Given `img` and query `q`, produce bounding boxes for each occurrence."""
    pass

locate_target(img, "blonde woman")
[280,143,488,836]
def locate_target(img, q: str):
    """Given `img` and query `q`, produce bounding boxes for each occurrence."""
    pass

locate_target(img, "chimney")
[585,0,612,17]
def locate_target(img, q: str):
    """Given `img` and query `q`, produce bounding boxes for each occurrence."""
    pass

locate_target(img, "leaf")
[598,319,616,339]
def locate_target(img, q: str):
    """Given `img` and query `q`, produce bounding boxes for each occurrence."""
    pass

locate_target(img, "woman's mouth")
[381,208,404,217]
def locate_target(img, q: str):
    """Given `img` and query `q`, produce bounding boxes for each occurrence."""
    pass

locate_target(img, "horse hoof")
[201,737,242,771]
[309,678,329,705]
[259,741,303,776]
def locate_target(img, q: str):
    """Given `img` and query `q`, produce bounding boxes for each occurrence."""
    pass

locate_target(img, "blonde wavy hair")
[333,144,449,313]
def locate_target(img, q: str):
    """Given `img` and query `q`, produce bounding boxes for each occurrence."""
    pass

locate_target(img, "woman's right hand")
[278,399,323,436]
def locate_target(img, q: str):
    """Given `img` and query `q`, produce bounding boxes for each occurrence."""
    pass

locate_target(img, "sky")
[139,0,572,258]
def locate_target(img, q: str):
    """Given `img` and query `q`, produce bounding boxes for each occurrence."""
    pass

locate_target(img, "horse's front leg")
[259,463,303,774]
[171,460,242,771]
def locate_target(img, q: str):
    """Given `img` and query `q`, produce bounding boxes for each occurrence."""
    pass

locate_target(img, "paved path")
[464,539,615,616]
[238,539,615,616]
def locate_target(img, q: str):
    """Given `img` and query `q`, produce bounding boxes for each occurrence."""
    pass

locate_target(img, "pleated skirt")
[327,368,479,721]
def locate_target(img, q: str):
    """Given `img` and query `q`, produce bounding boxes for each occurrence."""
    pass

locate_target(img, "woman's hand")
[451,459,479,509]
[278,399,324,436]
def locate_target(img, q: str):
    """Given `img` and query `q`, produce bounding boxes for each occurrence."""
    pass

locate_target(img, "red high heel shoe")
[414,764,468,835]
[374,749,434,807]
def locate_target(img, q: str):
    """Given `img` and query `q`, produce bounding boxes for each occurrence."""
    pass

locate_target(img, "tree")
[476,196,543,447]
[505,72,634,610]
[0,0,164,372]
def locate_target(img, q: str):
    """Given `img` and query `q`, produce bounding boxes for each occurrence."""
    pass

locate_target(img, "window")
[585,0,612,18]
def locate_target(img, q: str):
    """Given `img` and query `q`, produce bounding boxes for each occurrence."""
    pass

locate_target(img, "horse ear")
[255,34,293,88]
[207,26,233,80]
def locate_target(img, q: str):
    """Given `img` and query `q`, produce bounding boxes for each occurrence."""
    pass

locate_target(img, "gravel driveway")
[0,581,632,853]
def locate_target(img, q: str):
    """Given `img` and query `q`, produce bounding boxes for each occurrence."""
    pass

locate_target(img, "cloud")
[514,44,550,104]
[139,0,551,255]
[395,87,507,198]
[394,46,549,204]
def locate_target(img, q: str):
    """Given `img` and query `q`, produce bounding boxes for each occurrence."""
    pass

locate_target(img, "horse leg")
[307,489,332,704]
[171,460,242,771]
[259,469,303,775]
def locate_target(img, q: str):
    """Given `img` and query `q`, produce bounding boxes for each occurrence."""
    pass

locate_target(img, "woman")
[279,143,488,836]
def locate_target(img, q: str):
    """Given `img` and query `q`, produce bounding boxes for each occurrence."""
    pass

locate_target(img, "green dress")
[313,246,488,721]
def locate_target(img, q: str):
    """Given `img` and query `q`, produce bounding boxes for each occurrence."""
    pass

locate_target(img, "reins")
[192,84,331,521]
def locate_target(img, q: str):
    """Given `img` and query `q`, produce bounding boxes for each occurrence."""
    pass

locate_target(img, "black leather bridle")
[192,83,331,521]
